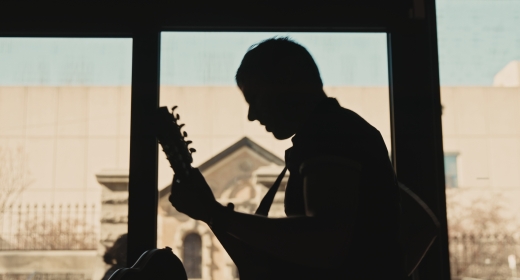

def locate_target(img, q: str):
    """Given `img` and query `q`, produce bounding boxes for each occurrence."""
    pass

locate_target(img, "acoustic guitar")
[107,106,195,280]
[154,106,279,280]
[110,106,261,280]
[107,247,187,280]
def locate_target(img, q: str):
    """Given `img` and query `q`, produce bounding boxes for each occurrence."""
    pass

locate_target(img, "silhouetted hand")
[169,168,219,223]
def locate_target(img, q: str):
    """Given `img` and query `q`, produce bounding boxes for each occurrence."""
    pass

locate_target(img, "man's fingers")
[169,194,187,212]
[168,193,178,205]
[169,169,216,221]
[172,175,186,187]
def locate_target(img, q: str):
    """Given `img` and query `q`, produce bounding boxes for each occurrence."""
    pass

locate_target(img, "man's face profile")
[240,84,297,140]
[236,38,326,140]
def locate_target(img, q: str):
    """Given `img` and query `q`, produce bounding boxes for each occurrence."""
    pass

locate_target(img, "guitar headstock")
[155,106,196,181]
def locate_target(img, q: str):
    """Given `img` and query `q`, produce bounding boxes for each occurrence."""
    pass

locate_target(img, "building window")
[444,154,458,188]
[183,233,202,278]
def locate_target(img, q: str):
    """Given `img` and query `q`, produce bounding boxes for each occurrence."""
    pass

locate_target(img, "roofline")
[198,137,284,172]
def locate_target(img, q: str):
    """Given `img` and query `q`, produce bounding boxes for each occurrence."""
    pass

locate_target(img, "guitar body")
[108,247,187,280]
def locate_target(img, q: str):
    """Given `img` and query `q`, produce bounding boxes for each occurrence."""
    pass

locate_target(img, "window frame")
[0,0,450,279]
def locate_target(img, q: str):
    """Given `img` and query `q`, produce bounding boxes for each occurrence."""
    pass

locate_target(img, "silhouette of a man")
[169,38,405,279]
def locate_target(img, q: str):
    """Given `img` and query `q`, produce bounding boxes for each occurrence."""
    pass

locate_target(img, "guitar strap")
[254,166,288,217]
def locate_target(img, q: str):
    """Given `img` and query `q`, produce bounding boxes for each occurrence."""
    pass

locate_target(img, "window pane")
[183,233,202,278]
[444,154,458,188]
[158,32,389,280]
[437,0,520,278]
[0,38,132,280]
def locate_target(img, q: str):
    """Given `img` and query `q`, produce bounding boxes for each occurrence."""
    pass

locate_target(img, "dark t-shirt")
[278,98,404,279]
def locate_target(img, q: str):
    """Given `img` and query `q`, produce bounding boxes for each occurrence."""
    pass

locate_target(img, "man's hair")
[235,37,323,90]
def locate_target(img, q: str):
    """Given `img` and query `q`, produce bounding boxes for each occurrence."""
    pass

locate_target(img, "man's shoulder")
[290,102,387,164]
[333,105,379,132]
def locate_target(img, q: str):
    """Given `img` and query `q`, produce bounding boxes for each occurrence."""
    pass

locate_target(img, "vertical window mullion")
[128,29,161,265]
[387,13,451,280]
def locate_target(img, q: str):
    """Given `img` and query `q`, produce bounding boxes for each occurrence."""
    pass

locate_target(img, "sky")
[0,0,519,86]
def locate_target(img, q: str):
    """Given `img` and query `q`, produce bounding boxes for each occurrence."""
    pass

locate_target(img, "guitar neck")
[159,141,193,181]
[155,106,195,180]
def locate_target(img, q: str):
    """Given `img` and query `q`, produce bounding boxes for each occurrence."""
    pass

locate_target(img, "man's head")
[236,37,327,139]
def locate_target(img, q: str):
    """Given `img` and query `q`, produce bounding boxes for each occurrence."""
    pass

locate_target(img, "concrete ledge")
[0,250,105,275]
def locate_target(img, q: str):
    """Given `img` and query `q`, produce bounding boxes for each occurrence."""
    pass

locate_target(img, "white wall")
[0,86,131,206]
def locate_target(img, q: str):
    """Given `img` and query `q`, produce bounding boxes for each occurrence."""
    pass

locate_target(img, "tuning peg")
[183,131,188,138]
[186,140,193,146]
[189,148,197,153]
[176,114,180,120]
[178,124,185,129]
[171,106,178,114]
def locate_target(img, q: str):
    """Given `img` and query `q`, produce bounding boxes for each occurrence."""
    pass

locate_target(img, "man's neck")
[293,94,328,135]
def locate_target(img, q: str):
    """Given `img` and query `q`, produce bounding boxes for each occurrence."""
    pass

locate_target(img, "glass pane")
[437,0,520,278]
[0,38,132,280]
[444,153,459,189]
[158,32,389,280]
[183,233,202,278]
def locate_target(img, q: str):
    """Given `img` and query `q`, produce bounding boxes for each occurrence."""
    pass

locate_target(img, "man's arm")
[170,159,360,268]
[211,208,350,268]
[212,156,361,268]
